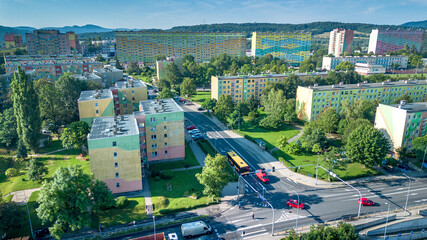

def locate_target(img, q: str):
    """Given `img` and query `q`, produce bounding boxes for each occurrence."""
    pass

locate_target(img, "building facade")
[328,28,354,57]
[322,55,408,71]
[251,32,311,64]
[375,102,427,151]
[93,67,124,87]
[4,33,23,49]
[296,80,427,122]
[155,56,184,80]
[354,63,386,75]
[368,29,424,55]
[88,115,142,194]
[116,31,246,63]
[211,72,328,102]
[26,30,79,55]
[78,79,148,125]
[4,55,102,80]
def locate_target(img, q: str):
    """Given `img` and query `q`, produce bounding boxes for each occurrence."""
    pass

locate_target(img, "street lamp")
[384,202,390,239]
[315,153,320,185]
[292,190,300,232]
[23,191,34,239]
[153,215,156,240]
[402,173,411,216]
[421,145,427,171]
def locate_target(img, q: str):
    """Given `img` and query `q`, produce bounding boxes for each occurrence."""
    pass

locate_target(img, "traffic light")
[272,167,275,172]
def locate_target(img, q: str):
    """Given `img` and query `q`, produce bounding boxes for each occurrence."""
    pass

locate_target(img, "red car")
[255,169,269,183]
[358,198,374,206]
[287,199,304,209]
[187,125,196,130]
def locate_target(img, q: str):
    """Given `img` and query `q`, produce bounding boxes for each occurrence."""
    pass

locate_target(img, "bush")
[153,176,161,181]
[5,168,19,178]
[160,170,174,180]
[151,170,160,177]
[115,196,128,209]
[386,157,398,166]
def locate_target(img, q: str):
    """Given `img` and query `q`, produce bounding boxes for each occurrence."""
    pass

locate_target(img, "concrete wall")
[367,217,427,236]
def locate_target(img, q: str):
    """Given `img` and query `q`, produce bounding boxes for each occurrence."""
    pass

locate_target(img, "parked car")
[197,107,204,111]
[381,165,395,173]
[188,129,200,134]
[358,198,375,206]
[35,227,50,238]
[187,125,196,130]
[185,101,193,105]
[255,169,269,183]
[193,135,205,141]
[287,199,304,209]
[181,221,212,238]
[192,133,203,139]
[396,163,411,171]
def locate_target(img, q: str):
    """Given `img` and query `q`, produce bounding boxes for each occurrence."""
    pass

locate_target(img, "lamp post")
[153,215,156,240]
[384,202,390,239]
[22,191,34,239]
[421,145,427,171]
[402,172,411,216]
[315,153,320,185]
[292,190,300,232]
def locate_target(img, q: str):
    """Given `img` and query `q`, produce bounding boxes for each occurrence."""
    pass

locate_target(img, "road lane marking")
[236,224,263,232]
[243,232,269,239]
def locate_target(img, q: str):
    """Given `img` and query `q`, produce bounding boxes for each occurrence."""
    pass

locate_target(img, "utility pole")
[238,110,240,132]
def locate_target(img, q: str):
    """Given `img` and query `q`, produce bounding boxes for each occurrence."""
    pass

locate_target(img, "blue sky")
[0,0,426,29]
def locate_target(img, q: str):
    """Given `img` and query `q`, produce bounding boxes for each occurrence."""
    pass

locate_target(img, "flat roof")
[74,73,101,81]
[136,98,183,115]
[388,102,427,113]
[93,67,122,73]
[88,115,138,140]
[78,89,112,102]
[304,80,427,91]
[114,80,146,89]
[216,72,328,80]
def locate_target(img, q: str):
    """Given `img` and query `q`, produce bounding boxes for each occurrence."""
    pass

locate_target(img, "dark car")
[381,165,395,173]
[35,227,49,238]
[187,125,196,130]
[197,107,204,111]
[396,163,411,171]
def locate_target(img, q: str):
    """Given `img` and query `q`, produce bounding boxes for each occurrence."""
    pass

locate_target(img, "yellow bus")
[227,151,250,175]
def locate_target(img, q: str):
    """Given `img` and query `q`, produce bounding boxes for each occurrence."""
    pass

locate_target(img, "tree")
[283,222,358,240]
[114,56,123,70]
[55,74,85,125]
[392,93,413,104]
[16,139,28,159]
[127,62,142,75]
[37,165,114,239]
[321,147,346,181]
[157,78,171,90]
[153,54,166,61]
[165,62,182,87]
[158,88,173,99]
[246,94,259,112]
[0,193,24,238]
[339,99,378,123]
[196,154,232,200]
[276,136,288,150]
[236,102,250,116]
[5,168,19,178]
[0,108,18,147]
[259,114,283,130]
[312,144,322,154]
[284,142,302,154]
[345,125,391,167]
[27,158,48,182]
[283,98,297,123]
[412,135,427,159]
[338,118,372,143]
[226,110,242,129]
[298,57,315,73]
[300,125,328,151]
[314,107,340,133]
[11,67,41,152]
[91,179,115,211]
[34,79,59,128]
[261,88,286,118]
[201,98,217,111]
[60,121,90,153]
[214,95,234,122]
[95,54,106,62]
[180,77,196,97]
[335,61,354,71]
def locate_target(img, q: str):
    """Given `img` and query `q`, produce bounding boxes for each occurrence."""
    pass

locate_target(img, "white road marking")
[243,232,269,239]
[236,224,263,232]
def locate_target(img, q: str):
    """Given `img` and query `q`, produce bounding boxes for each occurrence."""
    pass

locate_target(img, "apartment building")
[116,31,246,63]
[155,56,183,80]
[354,63,386,75]
[322,55,408,71]
[93,67,124,87]
[251,32,311,64]
[368,29,424,54]
[4,33,23,49]
[26,30,79,55]
[328,28,354,57]
[4,55,102,80]
[78,79,148,125]
[296,80,427,122]
[375,102,427,151]
[88,115,142,194]
[211,72,328,102]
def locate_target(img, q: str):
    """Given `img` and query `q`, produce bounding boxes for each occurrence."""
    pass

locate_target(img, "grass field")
[94,197,146,227]
[149,168,214,215]
[37,139,64,154]
[149,144,200,172]
[190,91,211,104]
[0,148,90,195]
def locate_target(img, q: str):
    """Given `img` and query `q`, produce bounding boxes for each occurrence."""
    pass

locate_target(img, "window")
[112,141,117,147]
[164,117,166,120]
[115,162,118,167]
[152,151,157,157]
[96,110,99,114]
[151,127,156,131]
[138,123,145,127]
[165,142,167,146]
[164,134,168,138]
[150,117,156,122]
[165,150,168,155]
[95,102,98,107]
[152,143,157,148]
[151,135,156,140]
[114,152,117,157]
[132,90,134,94]
[115,172,119,178]
[116,183,120,188]
[164,126,167,130]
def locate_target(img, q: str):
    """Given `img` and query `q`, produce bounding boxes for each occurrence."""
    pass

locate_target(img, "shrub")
[151,170,160,178]
[160,170,174,180]
[153,176,161,181]
[5,168,19,178]
[115,196,128,209]
[157,196,170,209]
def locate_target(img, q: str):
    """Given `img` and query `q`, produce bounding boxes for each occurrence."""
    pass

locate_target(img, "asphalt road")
[182,107,427,239]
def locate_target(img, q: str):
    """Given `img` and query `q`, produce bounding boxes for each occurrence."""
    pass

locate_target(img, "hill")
[39,24,114,34]
[402,20,427,28]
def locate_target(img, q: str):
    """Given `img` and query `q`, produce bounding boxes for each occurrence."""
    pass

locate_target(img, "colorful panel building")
[4,33,23,49]
[88,115,142,194]
[322,55,408,71]
[4,55,103,80]
[116,31,246,63]
[251,32,311,64]
[375,102,427,151]
[296,80,427,122]
[26,30,79,55]
[328,28,354,57]
[211,72,328,102]
[368,29,424,55]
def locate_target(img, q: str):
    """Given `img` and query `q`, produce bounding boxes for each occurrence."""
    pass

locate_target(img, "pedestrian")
[252,212,255,220]
[238,202,241,210]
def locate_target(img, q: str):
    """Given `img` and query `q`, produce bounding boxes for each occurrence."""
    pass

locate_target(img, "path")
[4,187,40,204]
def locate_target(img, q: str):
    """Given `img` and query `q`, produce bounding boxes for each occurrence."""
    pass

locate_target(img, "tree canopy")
[214,95,234,122]
[60,121,90,152]
[196,154,232,200]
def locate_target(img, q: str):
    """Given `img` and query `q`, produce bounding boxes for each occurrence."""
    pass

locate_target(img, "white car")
[188,129,200,134]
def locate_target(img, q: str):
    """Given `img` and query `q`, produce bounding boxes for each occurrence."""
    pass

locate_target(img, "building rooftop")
[136,98,183,115]
[323,55,408,59]
[74,73,102,81]
[304,79,427,91]
[78,89,113,102]
[88,115,138,140]
[113,79,146,89]
[93,67,123,73]
[216,72,328,80]
[388,102,427,113]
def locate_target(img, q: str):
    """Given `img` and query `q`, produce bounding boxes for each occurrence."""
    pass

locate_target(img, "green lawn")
[239,122,300,151]
[149,144,200,172]
[0,155,12,172]
[190,91,211,104]
[197,140,217,157]
[37,139,64,154]
[94,197,146,227]
[273,149,383,181]
[149,168,214,215]
[0,148,90,195]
